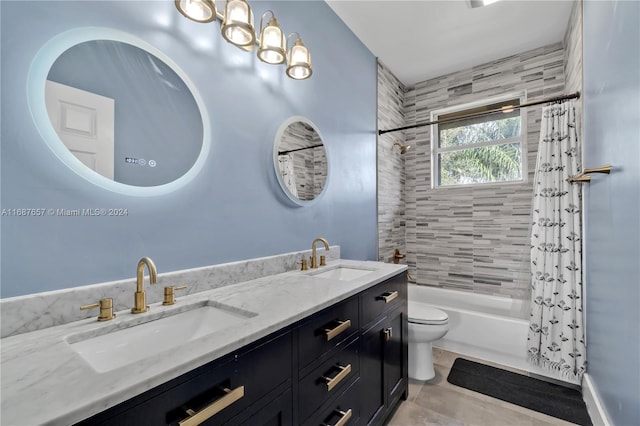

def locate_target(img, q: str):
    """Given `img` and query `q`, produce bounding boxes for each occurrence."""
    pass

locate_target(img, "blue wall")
[583,1,640,424]
[0,1,378,298]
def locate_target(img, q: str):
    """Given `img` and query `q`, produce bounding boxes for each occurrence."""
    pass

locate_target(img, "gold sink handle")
[80,298,115,322]
[162,285,188,305]
[298,259,309,271]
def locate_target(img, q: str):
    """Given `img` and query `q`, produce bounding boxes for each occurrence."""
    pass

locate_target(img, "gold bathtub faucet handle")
[163,285,188,305]
[311,237,330,269]
[393,248,406,264]
[132,257,158,314]
[80,298,115,321]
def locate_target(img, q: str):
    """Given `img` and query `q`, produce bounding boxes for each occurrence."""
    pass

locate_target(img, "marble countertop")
[1,259,406,426]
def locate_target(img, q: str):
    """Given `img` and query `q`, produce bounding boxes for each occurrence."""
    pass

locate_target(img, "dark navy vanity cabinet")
[75,271,407,426]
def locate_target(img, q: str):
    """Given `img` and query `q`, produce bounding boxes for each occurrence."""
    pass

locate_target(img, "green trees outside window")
[438,116,522,185]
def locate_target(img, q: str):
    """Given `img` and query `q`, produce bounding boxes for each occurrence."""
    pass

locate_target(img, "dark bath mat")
[447,358,592,426]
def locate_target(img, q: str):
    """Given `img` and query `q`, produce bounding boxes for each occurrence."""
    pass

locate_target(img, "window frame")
[430,91,528,189]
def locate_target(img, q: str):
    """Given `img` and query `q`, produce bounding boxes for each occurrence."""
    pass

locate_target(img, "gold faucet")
[132,257,157,314]
[311,237,330,269]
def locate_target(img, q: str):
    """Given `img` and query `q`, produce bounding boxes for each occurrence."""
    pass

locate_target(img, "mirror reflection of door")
[45,80,115,180]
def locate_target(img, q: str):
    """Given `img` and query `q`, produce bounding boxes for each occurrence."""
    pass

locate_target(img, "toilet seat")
[408,301,448,325]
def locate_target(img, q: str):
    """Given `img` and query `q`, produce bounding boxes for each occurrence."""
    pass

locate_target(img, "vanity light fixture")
[286,33,312,80]
[174,0,312,79]
[221,0,255,47]
[257,11,286,64]
[174,0,217,23]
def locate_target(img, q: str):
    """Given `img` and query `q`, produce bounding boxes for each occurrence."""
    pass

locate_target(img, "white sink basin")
[311,266,376,281]
[67,302,256,373]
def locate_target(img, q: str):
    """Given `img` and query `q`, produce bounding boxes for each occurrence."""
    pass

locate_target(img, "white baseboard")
[583,373,612,426]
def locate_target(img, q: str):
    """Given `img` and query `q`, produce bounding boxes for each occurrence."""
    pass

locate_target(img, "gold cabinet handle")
[334,409,353,426]
[384,327,393,342]
[323,408,353,426]
[179,386,244,426]
[324,319,352,341]
[377,291,398,303]
[322,364,352,392]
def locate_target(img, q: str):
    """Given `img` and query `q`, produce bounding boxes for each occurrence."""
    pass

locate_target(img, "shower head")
[393,141,411,154]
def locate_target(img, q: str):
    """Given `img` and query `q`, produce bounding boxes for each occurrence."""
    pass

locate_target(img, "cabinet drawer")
[226,388,293,426]
[177,332,293,425]
[302,377,360,426]
[298,297,359,369]
[298,336,360,422]
[360,273,406,327]
[77,331,292,426]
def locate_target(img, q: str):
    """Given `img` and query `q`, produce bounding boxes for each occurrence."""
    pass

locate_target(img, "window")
[432,93,526,187]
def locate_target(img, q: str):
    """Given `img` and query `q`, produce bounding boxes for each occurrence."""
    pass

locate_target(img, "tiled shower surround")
[378,1,582,300]
[377,62,407,265]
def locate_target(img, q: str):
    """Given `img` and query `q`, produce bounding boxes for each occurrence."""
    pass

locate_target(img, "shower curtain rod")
[378,92,580,135]
[278,143,324,156]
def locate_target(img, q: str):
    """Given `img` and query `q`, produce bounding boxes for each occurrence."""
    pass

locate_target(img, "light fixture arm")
[286,32,302,50]
[259,10,275,33]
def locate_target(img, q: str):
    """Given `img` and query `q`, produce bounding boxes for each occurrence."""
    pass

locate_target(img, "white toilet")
[408,301,449,381]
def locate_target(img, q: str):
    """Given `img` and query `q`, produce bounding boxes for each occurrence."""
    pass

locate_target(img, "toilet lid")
[408,301,449,325]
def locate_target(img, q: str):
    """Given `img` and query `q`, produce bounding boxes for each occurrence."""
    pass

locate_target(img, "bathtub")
[409,284,579,385]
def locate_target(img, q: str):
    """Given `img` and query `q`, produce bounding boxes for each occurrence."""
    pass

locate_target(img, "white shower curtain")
[527,101,586,380]
[278,154,298,197]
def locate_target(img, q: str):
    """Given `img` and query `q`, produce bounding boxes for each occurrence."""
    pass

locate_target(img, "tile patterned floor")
[388,348,579,426]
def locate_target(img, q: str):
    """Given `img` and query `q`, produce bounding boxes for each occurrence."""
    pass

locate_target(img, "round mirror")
[28,28,210,196]
[273,116,328,205]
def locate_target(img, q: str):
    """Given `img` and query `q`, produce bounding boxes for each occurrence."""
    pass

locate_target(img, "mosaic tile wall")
[564,1,583,132]
[377,61,408,265]
[405,42,567,299]
[378,42,571,299]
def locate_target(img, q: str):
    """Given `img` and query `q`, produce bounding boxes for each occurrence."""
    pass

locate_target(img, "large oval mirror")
[273,116,328,205]
[28,28,210,196]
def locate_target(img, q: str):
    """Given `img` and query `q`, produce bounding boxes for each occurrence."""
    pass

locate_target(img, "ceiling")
[326,0,574,87]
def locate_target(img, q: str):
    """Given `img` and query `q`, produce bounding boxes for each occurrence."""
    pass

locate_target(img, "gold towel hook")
[568,164,611,183]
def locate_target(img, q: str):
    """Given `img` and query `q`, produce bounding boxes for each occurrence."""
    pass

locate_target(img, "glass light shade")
[175,0,216,23]
[221,0,255,47]
[258,17,285,64]
[286,39,312,80]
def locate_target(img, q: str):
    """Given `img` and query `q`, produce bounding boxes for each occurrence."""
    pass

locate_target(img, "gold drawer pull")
[377,291,398,303]
[179,386,245,426]
[323,364,352,392]
[334,408,353,426]
[384,327,393,342]
[323,408,353,426]
[324,319,352,341]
